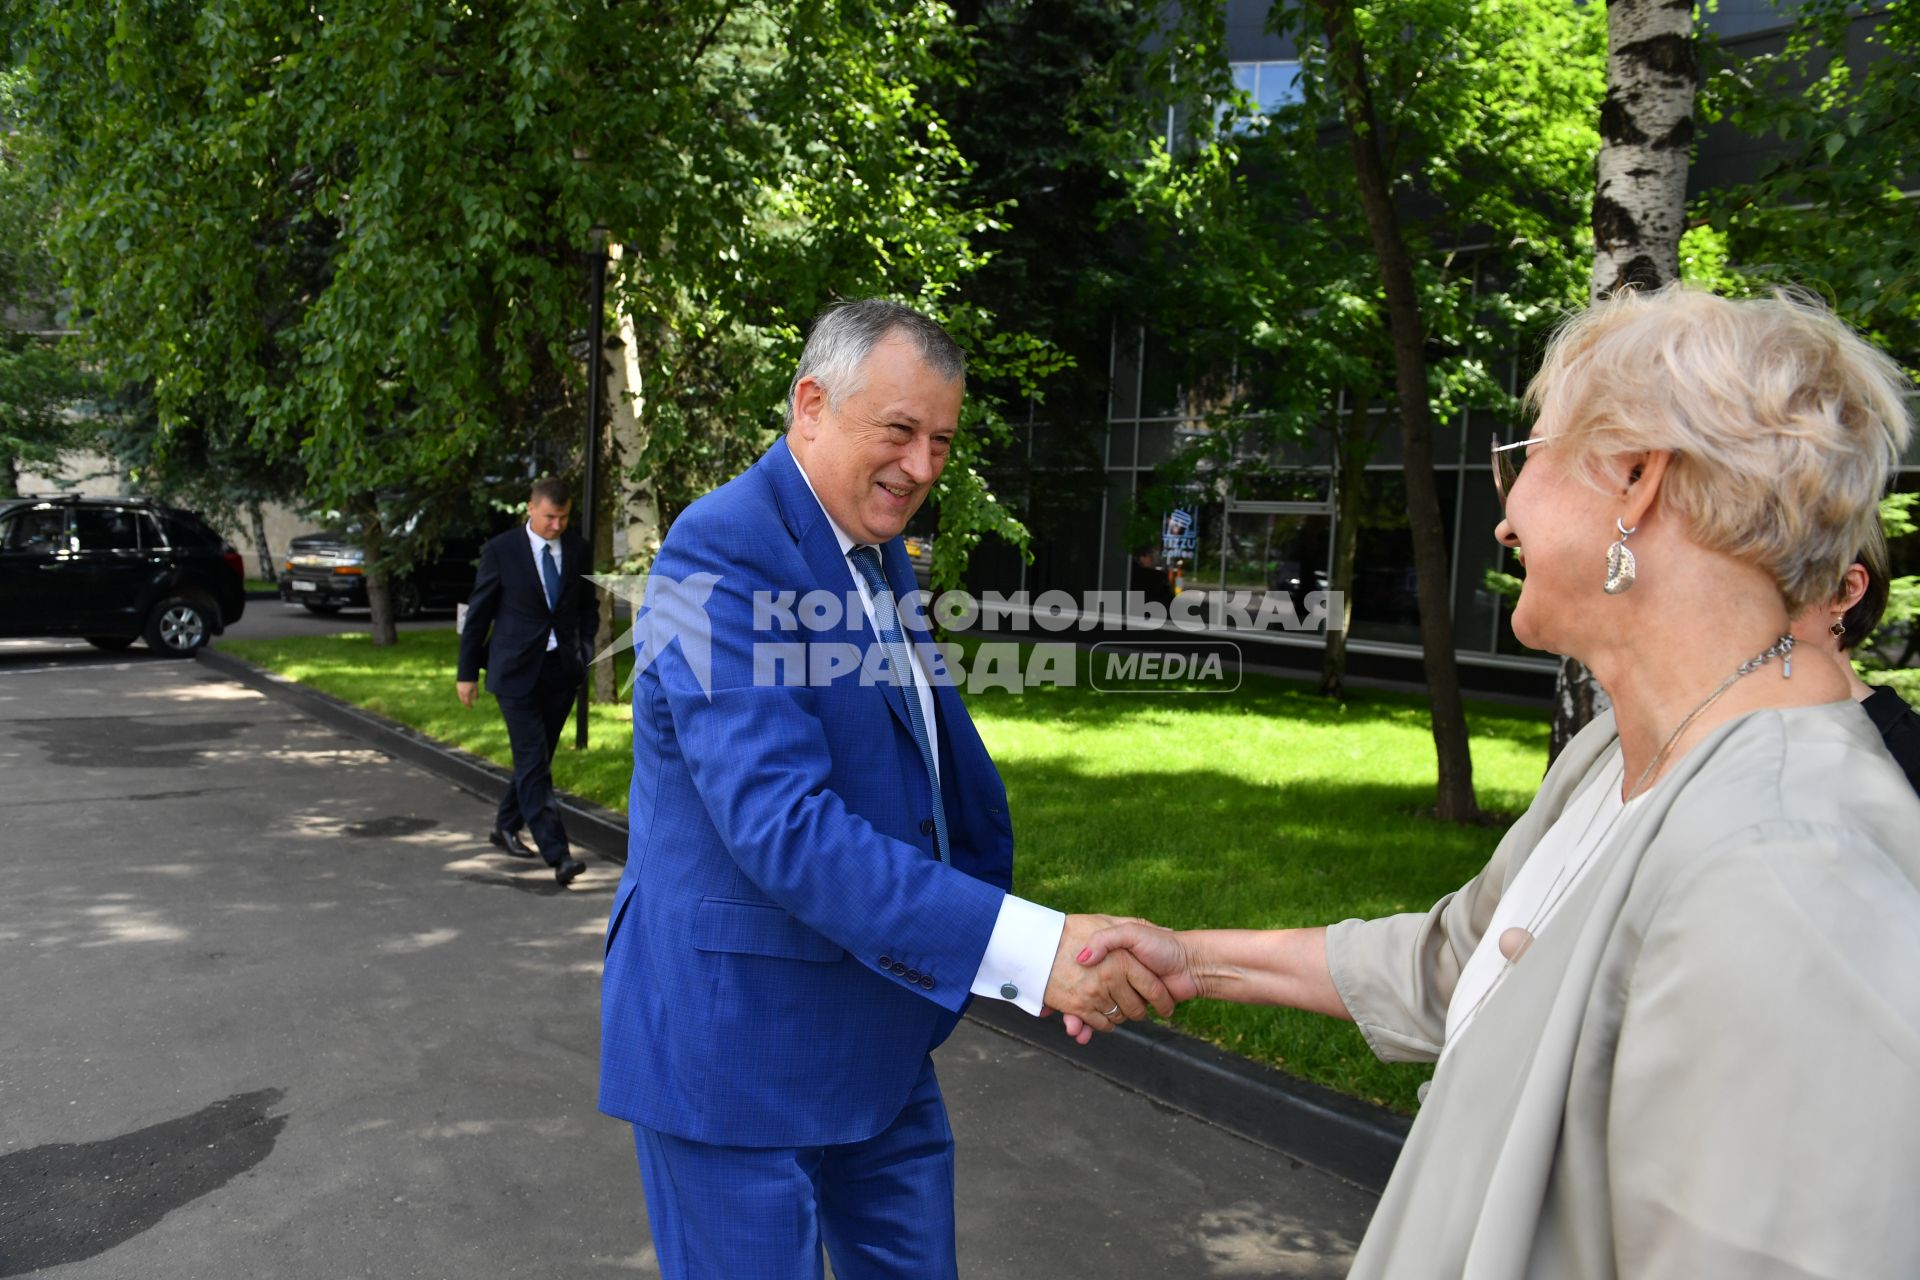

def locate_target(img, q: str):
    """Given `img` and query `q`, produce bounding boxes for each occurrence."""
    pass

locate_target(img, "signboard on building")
[1161,507,1199,563]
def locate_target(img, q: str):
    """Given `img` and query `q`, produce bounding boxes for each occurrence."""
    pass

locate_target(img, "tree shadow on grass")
[0,1089,287,1277]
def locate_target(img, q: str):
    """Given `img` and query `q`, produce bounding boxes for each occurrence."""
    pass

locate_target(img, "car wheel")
[143,594,214,657]
[85,636,137,651]
[301,601,344,616]
[393,580,424,621]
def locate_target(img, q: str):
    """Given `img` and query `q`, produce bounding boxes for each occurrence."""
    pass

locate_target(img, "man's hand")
[456,680,478,708]
[1041,914,1175,1045]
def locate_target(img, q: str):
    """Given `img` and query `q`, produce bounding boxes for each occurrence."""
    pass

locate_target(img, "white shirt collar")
[789,446,862,558]
[524,521,559,554]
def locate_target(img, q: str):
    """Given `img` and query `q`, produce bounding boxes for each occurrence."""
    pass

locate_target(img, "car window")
[72,506,143,552]
[1,505,67,551]
[135,511,165,548]
[162,510,221,546]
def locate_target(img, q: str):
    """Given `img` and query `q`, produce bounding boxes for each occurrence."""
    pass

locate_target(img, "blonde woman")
[1083,287,1920,1277]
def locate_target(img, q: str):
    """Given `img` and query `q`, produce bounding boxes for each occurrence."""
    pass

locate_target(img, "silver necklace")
[1620,632,1797,803]
[1454,633,1798,1030]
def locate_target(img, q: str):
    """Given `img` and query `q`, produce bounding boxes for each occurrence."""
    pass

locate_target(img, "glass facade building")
[959,0,1919,688]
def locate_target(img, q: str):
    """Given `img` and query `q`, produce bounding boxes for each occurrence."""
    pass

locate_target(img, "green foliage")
[6,0,1042,591]
[1700,0,1920,372]
[1882,490,1918,543]
[0,332,92,494]
[1481,567,1523,603]
[1099,0,1604,508]
[0,65,100,495]
[1857,492,1920,678]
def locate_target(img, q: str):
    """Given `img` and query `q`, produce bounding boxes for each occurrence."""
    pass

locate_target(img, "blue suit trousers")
[631,1057,958,1280]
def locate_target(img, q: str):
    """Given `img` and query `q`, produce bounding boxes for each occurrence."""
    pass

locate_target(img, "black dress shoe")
[489,827,538,859]
[554,857,587,887]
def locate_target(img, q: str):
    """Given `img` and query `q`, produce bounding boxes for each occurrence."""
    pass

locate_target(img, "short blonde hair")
[1526,285,1912,612]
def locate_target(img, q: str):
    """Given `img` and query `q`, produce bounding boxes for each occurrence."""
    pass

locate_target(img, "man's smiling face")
[789,334,963,545]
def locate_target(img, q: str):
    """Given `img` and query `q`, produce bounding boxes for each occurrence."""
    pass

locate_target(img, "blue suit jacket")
[599,438,1015,1147]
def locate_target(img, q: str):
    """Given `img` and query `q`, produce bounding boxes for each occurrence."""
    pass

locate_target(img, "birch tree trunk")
[1590,0,1696,297]
[1310,0,1481,822]
[1553,0,1697,758]
[591,245,664,699]
[608,246,662,575]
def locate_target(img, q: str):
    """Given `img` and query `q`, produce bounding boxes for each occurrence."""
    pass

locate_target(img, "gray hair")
[785,299,966,428]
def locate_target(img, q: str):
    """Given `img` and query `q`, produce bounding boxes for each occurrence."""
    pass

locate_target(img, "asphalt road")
[228,594,460,643]
[0,641,1378,1278]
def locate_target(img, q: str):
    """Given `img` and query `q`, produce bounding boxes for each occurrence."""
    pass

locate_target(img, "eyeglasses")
[1491,435,1549,504]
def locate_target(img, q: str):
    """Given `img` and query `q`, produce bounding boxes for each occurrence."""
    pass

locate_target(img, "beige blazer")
[1327,701,1920,1278]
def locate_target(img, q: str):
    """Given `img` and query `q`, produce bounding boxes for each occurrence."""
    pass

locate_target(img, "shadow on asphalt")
[0,647,176,671]
[455,872,616,898]
[8,715,253,769]
[0,1088,288,1277]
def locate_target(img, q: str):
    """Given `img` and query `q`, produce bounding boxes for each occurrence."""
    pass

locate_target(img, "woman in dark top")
[1803,527,1920,793]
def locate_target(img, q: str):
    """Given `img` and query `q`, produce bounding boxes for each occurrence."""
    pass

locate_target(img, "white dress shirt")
[790,451,1064,1014]
[524,522,560,651]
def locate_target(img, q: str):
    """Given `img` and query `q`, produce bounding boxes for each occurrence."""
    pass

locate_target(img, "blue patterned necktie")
[541,541,561,611]
[847,545,948,864]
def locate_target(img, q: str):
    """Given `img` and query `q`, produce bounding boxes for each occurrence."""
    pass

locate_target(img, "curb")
[195,647,631,861]
[195,644,1411,1192]
[965,1000,1408,1192]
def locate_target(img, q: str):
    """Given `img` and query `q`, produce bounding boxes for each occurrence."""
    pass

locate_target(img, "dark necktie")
[847,545,948,864]
[541,542,561,611]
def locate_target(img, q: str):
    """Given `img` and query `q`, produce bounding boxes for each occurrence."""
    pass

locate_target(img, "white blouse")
[1444,752,1639,1055]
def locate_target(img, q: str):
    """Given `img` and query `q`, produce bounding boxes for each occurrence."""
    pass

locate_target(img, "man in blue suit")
[600,301,1168,1277]
[456,476,597,887]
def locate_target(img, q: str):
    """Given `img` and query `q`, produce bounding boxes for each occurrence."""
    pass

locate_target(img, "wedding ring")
[1103,1004,1122,1018]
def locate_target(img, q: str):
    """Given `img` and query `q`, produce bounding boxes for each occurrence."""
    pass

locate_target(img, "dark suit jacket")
[457,525,598,697]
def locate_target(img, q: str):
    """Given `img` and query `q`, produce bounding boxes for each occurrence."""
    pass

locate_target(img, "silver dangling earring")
[1603,518,1637,595]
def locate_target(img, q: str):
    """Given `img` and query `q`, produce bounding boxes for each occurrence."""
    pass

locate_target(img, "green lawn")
[219,627,1550,1113]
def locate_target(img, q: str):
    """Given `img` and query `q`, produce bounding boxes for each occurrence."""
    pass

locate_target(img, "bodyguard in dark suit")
[456,476,598,886]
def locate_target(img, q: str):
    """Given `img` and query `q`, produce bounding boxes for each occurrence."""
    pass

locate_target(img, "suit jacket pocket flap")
[692,897,844,963]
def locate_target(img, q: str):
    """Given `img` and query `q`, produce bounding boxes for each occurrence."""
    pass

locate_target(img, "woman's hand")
[1077,920,1203,1004]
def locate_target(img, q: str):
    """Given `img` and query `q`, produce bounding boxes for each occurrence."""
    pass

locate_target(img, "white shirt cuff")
[969,894,1065,1017]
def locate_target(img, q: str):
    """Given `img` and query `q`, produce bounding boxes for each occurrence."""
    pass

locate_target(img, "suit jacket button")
[891,962,908,976]
[904,969,921,983]
[878,956,893,969]
[999,982,1019,1000]
[920,818,936,835]
[920,976,935,990]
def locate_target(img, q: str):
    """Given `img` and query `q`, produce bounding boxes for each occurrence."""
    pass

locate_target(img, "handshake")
[1038,913,1200,1045]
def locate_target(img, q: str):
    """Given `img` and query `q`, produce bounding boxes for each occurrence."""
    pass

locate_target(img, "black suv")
[0,495,247,656]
